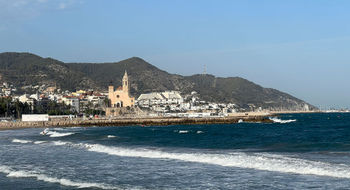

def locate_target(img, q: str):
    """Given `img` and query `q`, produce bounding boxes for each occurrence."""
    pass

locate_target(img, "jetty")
[0,115,273,131]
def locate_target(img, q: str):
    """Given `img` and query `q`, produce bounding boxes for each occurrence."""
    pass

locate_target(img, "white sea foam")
[53,141,70,146]
[107,135,117,138]
[51,141,350,179]
[179,130,189,134]
[47,131,74,138]
[0,165,118,189]
[270,117,297,124]
[196,131,204,134]
[34,141,46,144]
[12,139,32,144]
[53,128,66,131]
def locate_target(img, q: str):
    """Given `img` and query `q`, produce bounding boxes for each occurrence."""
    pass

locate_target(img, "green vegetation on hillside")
[0,52,317,110]
[0,52,98,91]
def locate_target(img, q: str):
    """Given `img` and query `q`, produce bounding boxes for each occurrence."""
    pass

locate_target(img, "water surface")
[1,113,350,189]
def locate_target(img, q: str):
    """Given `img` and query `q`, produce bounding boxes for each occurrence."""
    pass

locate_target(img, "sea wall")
[0,115,273,130]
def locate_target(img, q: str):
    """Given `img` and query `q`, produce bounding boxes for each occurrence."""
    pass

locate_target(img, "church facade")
[108,71,135,108]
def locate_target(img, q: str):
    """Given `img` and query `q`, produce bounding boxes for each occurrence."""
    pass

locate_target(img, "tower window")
[117,95,120,98]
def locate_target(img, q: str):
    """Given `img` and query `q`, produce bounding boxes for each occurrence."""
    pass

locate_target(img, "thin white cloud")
[12,0,28,7]
[0,0,83,31]
[0,0,43,8]
[57,0,83,10]
[0,0,41,21]
[0,0,83,22]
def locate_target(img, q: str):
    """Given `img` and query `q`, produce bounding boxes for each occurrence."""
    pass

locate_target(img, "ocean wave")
[196,131,204,134]
[178,130,189,134]
[53,141,70,146]
[0,165,118,189]
[107,135,117,138]
[34,141,46,144]
[12,139,46,145]
[12,139,32,144]
[47,131,74,138]
[269,117,297,124]
[53,128,66,131]
[51,141,350,179]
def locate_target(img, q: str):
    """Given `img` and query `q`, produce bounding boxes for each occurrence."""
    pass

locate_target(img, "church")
[108,71,135,108]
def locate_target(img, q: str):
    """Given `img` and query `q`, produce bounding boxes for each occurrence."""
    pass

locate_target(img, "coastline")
[270,110,322,114]
[270,110,350,114]
[0,115,273,131]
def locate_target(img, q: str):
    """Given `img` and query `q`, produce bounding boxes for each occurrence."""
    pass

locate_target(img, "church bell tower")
[122,70,129,94]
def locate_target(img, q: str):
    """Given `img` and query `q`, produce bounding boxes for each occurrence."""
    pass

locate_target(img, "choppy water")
[1,113,350,189]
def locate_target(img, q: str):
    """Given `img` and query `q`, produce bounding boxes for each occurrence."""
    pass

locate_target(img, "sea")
[1,113,350,190]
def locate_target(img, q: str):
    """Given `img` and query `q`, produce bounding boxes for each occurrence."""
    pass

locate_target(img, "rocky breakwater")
[0,115,273,130]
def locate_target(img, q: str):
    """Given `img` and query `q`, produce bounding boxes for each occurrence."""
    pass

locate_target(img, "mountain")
[0,52,317,111]
[68,57,193,95]
[0,52,98,91]
[184,74,312,110]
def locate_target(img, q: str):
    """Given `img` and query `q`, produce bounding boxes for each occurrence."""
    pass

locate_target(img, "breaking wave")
[53,141,69,146]
[270,117,297,124]
[12,139,32,144]
[0,165,118,189]
[51,141,350,179]
[178,130,189,134]
[34,141,46,144]
[107,135,117,138]
[13,139,46,145]
[53,128,66,131]
[47,131,74,138]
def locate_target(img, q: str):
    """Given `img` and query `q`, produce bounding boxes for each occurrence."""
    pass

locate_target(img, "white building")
[18,94,36,110]
[137,91,183,107]
[62,96,80,113]
[22,114,49,122]
[87,94,106,106]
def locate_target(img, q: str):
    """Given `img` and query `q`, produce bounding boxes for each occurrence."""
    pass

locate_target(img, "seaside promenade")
[0,114,274,131]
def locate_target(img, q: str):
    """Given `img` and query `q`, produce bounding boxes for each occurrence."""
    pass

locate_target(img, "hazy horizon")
[0,0,349,109]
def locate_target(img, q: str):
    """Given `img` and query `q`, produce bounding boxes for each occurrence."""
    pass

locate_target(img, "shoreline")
[270,110,322,114]
[270,110,350,114]
[0,115,273,131]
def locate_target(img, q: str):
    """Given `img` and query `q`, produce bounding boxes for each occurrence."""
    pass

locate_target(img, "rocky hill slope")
[0,52,317,110]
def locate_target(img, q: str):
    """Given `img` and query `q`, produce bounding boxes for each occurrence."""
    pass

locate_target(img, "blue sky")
[0,0,349,109]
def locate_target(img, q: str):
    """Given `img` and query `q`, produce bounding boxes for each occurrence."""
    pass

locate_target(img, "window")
[117,95,120,98]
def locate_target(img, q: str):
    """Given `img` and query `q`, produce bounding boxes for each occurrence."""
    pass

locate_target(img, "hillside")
[0,52,98,91]
[185,75,311,109]
[0,52,317,110]
[68,57,193,95]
